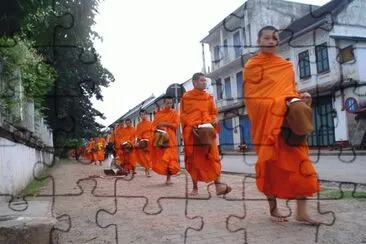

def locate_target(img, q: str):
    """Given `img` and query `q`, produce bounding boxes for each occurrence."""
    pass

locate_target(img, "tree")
[1,0,114,157]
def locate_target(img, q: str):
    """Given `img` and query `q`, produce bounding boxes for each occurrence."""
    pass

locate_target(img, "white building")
[201,0,366,150]
[279,0,366,148]
[200,0,317,150]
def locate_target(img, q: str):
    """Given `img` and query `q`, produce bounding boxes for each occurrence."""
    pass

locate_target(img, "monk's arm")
[158,112,179,129]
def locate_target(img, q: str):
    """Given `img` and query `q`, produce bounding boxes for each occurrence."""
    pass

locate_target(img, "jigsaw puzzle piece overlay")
[111,169,188,214]
[226,177,337,244]
[96,175,202,244]
[50,178,116,243]
[184,174,247,243]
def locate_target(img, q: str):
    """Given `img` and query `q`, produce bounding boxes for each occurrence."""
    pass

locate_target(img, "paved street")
[179,153,366,184]
[29,160,366,244]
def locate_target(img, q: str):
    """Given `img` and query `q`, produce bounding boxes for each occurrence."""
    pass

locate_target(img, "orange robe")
[151,108,180,176]
[85,140,96,161]
[95,137,106,161]
[117,126,137,172]
[180,89,221,183]
[135,119,153,169]
[243,52,319,199]
[113,125,124,150]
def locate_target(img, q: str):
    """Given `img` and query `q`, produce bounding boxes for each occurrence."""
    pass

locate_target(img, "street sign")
[344,97,359,113]
[165,83,186,166]
[166,83,186,101]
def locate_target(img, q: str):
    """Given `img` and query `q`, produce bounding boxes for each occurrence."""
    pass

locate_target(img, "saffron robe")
[135,119,153,169]
[180,88,221,183]
[95,136,106,161]
[243,52,319,198]
[117,126,137,172]
[151,108,180,176]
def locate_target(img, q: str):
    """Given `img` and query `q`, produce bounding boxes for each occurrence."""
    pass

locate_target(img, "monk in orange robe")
[95,134,106,165]
[113,121,124,167]
[117,118,137,174]
[243,26,320,224]
[180,72,232,196]
[135,109,153,177]
[151,96,180,185]
[85,137,96,163]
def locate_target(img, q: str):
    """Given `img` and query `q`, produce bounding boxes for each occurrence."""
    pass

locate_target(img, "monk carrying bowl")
[193,123,216,147]
[153,129,169,148]
[121,141,133,153]
[281,98,314,146]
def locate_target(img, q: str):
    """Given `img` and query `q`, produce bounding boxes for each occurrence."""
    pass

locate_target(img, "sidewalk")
[18,160,366,244]
[217,149,366,156]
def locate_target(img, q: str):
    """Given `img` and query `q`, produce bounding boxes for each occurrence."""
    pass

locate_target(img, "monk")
[151,96,180,185]
[95,134,106,166]
[85,137,96,164]
[135,109,154,177]
[243,26,320,224]
[113,121,124,169]
[117,118,137,174]
[180,72,232,196]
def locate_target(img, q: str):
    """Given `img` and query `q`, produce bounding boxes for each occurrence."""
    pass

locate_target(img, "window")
[216,79,223,100]
[315,43,330,73]
[213,45,221,63]
[236,72,243,99]
[242,27,246,48]
[223,39,228,58]
[233,31,241,58]
[247,24,252,47]
[298,50,311,79]
[224,77,231,98]
[338,45,355,64]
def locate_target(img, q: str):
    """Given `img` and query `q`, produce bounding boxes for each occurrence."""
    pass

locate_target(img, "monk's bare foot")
[189,189,198,196]
[165,179,172,185]
[296,215,321,225]
[215,183,232,196]
[270,209,288,223]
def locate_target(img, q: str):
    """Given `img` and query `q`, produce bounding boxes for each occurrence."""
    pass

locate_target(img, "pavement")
[3,159,364,244]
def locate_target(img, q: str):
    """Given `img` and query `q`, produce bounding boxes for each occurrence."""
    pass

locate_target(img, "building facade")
[201,0,366,150]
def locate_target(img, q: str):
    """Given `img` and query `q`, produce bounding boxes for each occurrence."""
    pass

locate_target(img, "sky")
[91,0,332,128]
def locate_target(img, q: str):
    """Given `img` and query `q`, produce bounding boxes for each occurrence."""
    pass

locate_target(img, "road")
[180,154,366,184]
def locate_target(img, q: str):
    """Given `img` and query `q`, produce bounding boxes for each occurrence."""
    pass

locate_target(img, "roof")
[200,2,247,43]
[330,35,366,41]
[108,94,155,127]
[279,0,353,43]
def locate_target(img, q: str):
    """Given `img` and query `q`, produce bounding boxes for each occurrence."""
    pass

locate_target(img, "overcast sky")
[91,0,331,128]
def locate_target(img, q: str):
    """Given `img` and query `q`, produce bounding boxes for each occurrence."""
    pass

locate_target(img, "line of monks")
[81,74,232,196]
[76,24,321,224]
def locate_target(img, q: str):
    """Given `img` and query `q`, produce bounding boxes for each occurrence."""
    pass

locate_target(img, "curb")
[180,150,366,156]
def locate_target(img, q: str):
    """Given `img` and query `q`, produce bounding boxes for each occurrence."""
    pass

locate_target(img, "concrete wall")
[0,137,53,196]
[0,58,54,197]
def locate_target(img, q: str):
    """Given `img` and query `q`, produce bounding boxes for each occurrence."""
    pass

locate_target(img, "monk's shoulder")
[244,55,260,68]
[275,54,294,66]
[207,92,215,101]
[182,90,194,100]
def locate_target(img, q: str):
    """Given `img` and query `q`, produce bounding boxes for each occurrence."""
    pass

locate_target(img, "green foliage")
[1,0,114,152]
[320,188,366,200]
[0,36,56,113]
[22,177,49,197]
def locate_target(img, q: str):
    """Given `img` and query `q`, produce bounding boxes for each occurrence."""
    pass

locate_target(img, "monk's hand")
[211,118,218,127]
[157,122,166,128]
[300,92,312,106]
